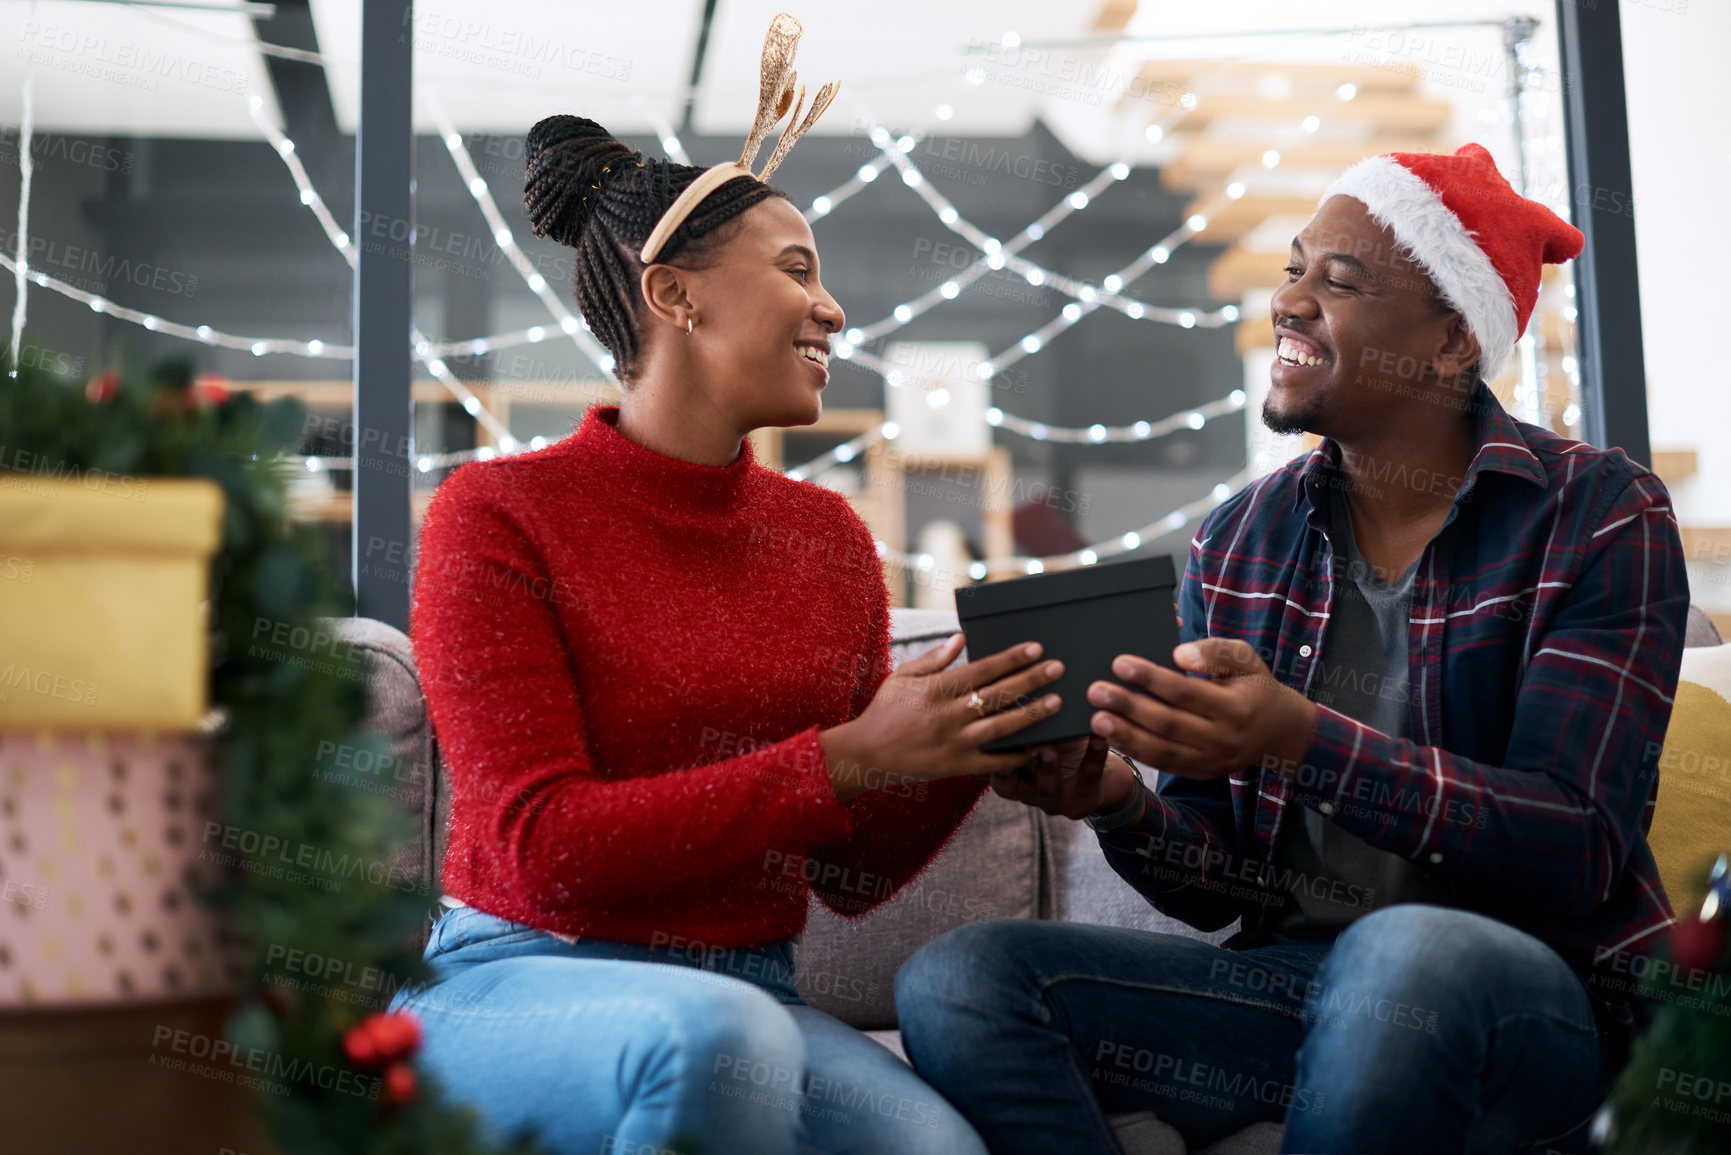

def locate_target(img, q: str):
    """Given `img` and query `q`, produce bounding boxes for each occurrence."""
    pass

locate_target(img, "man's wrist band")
[1086,754,1148,832]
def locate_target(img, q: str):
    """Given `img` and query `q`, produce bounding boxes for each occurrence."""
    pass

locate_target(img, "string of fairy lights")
[9,86,1259,482]
[2,23,1571,571]
[242,96,520,452]
[893,468,1254,579]
[6,73,32,378]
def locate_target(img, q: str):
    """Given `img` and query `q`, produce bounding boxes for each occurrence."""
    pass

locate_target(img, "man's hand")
[1085,638,1318,781]
[984,734,1139,820]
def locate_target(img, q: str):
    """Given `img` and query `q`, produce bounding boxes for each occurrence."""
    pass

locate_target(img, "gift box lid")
[955,555,1176,618]
[0,476,223,556]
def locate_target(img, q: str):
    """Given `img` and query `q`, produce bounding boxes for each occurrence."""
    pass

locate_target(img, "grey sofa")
[333,604,1726,1155]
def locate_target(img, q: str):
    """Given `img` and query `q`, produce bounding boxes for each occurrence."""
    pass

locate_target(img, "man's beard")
[1261,390,1328,437]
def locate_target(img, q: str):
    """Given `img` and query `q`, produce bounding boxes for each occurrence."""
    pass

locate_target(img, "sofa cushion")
[793,789,1042,1029]
[1649,641,1731,910]
[319,617,445,917]
[792,608,1042,1028]
[1685,604,1723,648]
[1044,812,1237,946]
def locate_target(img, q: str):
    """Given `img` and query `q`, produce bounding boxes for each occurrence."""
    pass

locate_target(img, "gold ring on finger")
[966,691,987,716]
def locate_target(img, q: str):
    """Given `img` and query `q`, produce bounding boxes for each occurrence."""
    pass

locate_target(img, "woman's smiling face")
[674,196,846,429]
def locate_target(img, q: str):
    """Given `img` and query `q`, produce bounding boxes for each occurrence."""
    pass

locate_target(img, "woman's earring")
[686,316,695,336]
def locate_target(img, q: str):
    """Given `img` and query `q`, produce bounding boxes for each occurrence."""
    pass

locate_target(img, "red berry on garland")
[191,374,231,406]
[382,1061,417,1105]
[85,370,119,404]
[373,1011,422,1057]
[343,1021,380,1068]
[1672,913,1726,976]
[345,1011,422,1069]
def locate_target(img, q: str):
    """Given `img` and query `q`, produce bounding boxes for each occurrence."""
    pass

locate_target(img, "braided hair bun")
[523,115,642,247]
[522,115,786,380]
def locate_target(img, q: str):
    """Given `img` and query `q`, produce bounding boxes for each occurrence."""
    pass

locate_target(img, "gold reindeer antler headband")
[638,12,838,265]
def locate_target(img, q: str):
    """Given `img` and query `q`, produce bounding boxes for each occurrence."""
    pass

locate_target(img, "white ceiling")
[0,0,282,137]
[307,0,702,140]
[0,0,1558,173]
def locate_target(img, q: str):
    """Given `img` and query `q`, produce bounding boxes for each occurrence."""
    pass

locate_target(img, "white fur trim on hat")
[1320,155,1518,383]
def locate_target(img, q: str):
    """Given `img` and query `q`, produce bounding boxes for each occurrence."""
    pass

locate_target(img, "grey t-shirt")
[1263,485,1452,940]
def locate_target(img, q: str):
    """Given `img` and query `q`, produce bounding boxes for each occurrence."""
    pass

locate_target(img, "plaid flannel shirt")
[1098,381,1689,1047]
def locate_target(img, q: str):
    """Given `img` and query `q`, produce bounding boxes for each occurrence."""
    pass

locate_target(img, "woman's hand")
[819,633,1063,801]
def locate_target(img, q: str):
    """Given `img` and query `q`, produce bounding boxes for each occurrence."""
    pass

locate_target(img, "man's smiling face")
[1264,195,1479,442]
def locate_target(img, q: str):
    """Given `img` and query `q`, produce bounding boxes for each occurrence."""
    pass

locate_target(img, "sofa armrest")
[317,617,444,944]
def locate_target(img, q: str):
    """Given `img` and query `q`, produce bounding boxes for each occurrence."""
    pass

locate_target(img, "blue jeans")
[387,905,986,1155]
[894,905,1610,1154]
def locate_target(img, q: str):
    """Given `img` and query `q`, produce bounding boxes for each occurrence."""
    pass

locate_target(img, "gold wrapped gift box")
[0,475,224,732]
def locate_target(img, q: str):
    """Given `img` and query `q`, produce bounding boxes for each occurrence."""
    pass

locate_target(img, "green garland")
[1601,861,1731,1155]
[1,350,548,1155]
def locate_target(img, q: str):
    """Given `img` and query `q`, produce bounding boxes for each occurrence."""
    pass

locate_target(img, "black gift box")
[954,555,1180,753]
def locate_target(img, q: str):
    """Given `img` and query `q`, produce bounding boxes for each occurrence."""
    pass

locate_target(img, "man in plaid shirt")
[897,145,1689,1154]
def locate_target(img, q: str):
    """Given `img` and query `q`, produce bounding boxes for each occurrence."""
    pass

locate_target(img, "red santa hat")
[1319,142,1583,384]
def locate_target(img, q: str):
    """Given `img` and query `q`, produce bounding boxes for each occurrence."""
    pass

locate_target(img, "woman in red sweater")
[389,115,1080,1155]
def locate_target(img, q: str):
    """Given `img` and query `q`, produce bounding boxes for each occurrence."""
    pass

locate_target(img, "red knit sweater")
[410,404,987,947]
